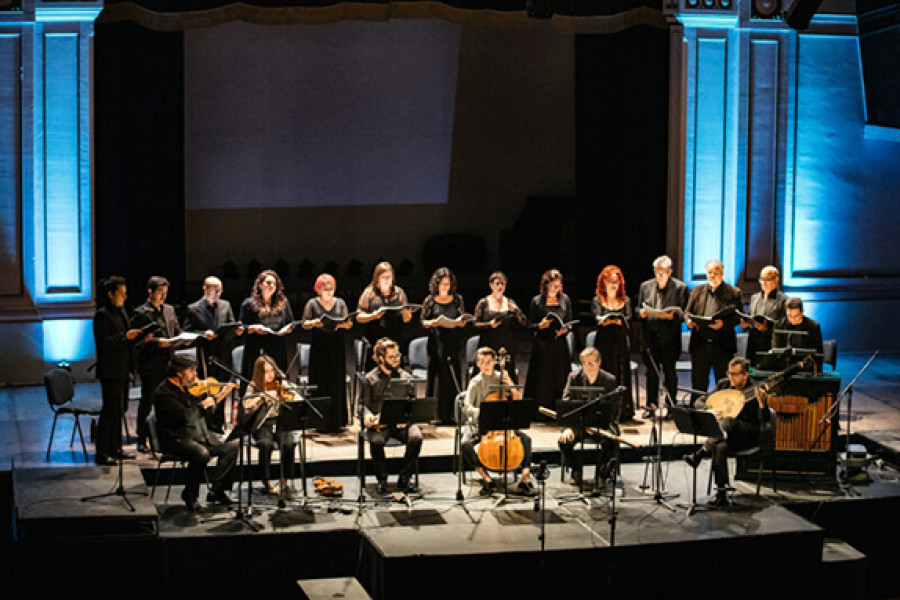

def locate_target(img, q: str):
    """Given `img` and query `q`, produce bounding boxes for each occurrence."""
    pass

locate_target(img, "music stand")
[479,396,534,506]
[277,396,330,507]
[670,407,724,514]
[556,390,617,504]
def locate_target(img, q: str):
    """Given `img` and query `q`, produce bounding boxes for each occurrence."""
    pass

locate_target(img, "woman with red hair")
[302,273,352,432]
[590,265,635,421]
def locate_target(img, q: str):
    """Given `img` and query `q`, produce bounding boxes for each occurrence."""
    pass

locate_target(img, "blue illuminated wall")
[666,0,900,351]
[0,0,101,383]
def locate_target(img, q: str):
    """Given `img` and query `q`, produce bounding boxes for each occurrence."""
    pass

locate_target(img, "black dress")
[472,296,526,383]
[590,297,634,420]
[524,293,573,418]
[357,286,410,371]
[421,294,466,425]
[238,298,295,384]
[301,297,349,432]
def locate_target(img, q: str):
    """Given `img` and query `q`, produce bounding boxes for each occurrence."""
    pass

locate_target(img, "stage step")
[822,538,866,600]
[298,577,372,600]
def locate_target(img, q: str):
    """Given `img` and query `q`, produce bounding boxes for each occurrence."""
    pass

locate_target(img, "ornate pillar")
[0,0,101,383]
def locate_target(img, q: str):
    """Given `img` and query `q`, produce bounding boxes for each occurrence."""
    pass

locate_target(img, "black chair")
[707,407,778,503]
[823,339,838,372]
[44,367,102,461]
[147,413,210,503]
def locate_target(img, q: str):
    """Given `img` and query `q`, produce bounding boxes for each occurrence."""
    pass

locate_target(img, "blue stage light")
[43,319,94,362]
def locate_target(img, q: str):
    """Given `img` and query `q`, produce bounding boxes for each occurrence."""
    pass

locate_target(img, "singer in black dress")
[590,265,635,421]
[524,269,573,418]
[421,267,466,425]
[472,271,526,383]
[301,273,352,432]
[239,270,295,386]
[356,261,413,371]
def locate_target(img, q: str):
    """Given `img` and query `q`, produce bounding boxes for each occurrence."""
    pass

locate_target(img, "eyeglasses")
[261,280,276,287]
[727,371,745,377]
[758,277,777,283]
[582,361,598,367]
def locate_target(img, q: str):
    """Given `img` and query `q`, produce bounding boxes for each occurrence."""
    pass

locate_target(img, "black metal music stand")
[276,395,329,508]
[670,406,724,514]
[479,395,534,507]
[556,389,618,505]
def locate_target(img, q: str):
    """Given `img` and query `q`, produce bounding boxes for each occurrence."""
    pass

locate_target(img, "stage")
[1,352,898,599]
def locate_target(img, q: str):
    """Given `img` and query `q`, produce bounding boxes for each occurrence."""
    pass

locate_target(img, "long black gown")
[524,293,573,419]
[472,296,526,383]
[238,298,295,385]
[357,286,410,371]
[301,297,349,432]
[590,296,634,420]
[421,294,465,425]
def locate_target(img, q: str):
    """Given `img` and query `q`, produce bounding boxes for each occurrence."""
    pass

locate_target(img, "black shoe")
[641,410,653,419]
[137,442,152,454]
[113,450,136,460]
[181,489,202,512]
[479,480,497,497]
[598,458,618,481]
[397,475,414,493]
[707,493,729,508]
[207,489,234,505]
[683,453,701,469]
[516,480,535,496]
[94,455,116,466]
[376,480,388,495]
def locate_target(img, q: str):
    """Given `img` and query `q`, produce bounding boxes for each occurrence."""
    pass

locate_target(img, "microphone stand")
[202,356,262,531]
[445,354,470,505]
[632,350,678,511]
[356,338,371,512]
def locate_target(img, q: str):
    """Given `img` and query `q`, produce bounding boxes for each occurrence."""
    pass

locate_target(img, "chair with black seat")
[147,413,210,503]
[706,407,778,504]
[45,367,102,462]
[823,339,838,372]
[407,336,428,380]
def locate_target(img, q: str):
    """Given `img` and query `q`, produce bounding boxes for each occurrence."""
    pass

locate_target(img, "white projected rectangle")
[184,20,459,209]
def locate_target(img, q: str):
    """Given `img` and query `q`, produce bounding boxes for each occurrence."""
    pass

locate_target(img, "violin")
[313,477,344,497]
[477,348,526,472]
[187,377,236,400]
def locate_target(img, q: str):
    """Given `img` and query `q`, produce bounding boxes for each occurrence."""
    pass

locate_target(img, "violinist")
[243,356,299,497]
[360,338,423,495]
[356,262,414,370]
[462,347,533,496]
[132,276,182,453]
[152,355,239,512]
[558,347,620,489]
[682,357,770,507]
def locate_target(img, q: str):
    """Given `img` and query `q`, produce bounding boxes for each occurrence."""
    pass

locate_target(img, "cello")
[476,349,526,472]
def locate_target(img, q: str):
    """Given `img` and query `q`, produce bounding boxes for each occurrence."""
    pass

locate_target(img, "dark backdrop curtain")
[574,26,670,300]
[95,23,186,303]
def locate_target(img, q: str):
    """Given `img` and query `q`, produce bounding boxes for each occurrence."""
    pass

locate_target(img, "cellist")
[462,347,533,496]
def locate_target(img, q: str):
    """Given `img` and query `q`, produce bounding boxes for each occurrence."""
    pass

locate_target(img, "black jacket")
[93,305,131,379]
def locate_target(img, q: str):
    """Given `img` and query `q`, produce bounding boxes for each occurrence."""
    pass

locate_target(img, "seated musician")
[462,347,534,496]
[243,356,298,497]
[152,355,239,512]
[360,337,423,495]
[772,297,824,370]
[558,347,620,489]
[683,357,770,507]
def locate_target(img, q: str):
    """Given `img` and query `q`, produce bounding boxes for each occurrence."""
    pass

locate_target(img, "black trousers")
[703,417,759,488]
[97,377,128,459]
[367,424,422,481]
[690,343,730,405]
[252,420,296,481]
[644,342,679,408]
[163,436,239,502]
[559,430,616,476]
[137,361,166,442]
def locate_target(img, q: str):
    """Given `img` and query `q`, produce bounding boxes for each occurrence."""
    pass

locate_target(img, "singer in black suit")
[557,347,621,488]
[742,265,786,366]
[131,276,181,452]
[685,260,742,404]
[772,297,824,369]
[92,276,138,465]
[183,276,239,431]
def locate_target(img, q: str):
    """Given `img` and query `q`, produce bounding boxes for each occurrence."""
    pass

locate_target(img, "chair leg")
[152,462,163,499]
[165,461,177,504]
[47,412,59,461]
[755,454,764,497]
[74,416,89,462]
[69,417,78,447]
[707,465,713,495]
